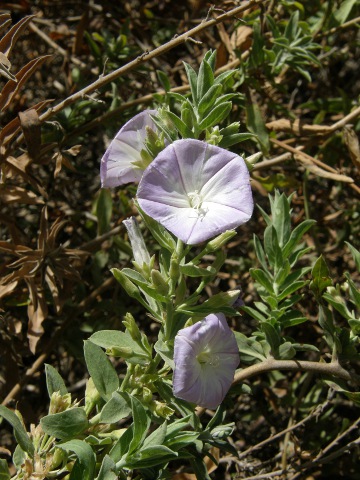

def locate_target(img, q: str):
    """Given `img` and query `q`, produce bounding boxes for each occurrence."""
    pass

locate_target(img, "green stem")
[119,364,134,392]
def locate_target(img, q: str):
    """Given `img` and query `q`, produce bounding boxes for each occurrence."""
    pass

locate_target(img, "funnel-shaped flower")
[100,110,158,187]
[173,313,239,409]
[137,139,253,244]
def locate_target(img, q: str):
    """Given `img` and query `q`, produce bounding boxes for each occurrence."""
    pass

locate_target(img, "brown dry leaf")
[26,279,47,353]
[0,50,15,81]
[0,184,44,205]
[172,448,220,479]
[343,125,360,169]
[0,280,18,300]
[18,109,41,161]
[5,154,47,198]
[0,13,12,36]
[0,14,36,57]
[230,25,253,53]
[0,99,53,147]
[53,145,81,177]
[0,55,52,111]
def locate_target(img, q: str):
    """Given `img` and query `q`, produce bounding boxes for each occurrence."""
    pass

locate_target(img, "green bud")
[150,400,175,419]
[246,151,262,165]
[49,392,72,414]
[151,269,169,295]
[123,312,142,343]
[205,126,223,145]
[106,346,133,358]
[85,377,101,415]
[50,447,66,470]
[142,386,153,403]
[169,257,180,282]
[205,230,237,252]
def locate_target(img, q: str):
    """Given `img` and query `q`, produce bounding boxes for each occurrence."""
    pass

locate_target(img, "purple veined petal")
[173,313,239,409]
[100,109,158,187]
[137,139,254,245]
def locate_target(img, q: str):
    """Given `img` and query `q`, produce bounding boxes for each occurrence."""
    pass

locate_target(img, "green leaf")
[264,225,283,269]
[310,255,332,299]
[96,188,112,235]
[250,268,274,294]
[45,363,68,397]
[219,132,256,148]
[198,102,232,130]
[197,59,214,100]
[0,406,34,457]
[183,62,198,105]
[164,111,193,138]
[332,0,357,25]
[261,322,281,355]
[84,340,119,401]
[253,234,267,270]
[136,202,177,251]
[198,84,222,115]
[111,268,152,311]
[0,459,10,479]
[126,445,178,469]
[100,392,132,424]
[89,329,150,365]
[143,421,167,448]
[57,439,95,480]
[40,408,89,440]
[246,98,269,154]
[278,310,308,328]
[234,331,267,362]
[345,273,360,309]
[156,70,171,92]
[269,192,291,247]
[277,280,308,301]
[345,242,360,271]
[109,426,133,462]
[128,396,151,455]
[122,268,169,304]
[96,455,117,480]
[278,342,296,359]
[180,264,216,277]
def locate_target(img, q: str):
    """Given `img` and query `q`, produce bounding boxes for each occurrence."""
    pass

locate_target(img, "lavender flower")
[123,216,151,268]
[100,110,158,187]
[137,139,253,244]
[173,313,239,409]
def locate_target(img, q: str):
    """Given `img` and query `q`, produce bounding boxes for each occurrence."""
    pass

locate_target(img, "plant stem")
[233,358,360,385]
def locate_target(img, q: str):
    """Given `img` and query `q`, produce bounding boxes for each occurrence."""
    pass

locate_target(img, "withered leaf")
[0,14,36,57]
[343,125,360,169]
[18,109,41,161]
[0,55,52,111]
[0,184,44,205]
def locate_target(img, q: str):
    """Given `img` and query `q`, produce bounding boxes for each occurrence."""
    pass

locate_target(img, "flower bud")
[123,217,151,271]
[151,269,169,295]
[122,312,142,343]
[205,230,237,253]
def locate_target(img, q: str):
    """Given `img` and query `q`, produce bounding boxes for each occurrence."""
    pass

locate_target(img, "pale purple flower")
[137,139,253,245]
[123,216,151,268]
[100,110,158,187]
[173,313,239,409]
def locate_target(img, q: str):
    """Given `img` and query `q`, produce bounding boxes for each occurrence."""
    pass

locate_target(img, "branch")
[233,358,360,385]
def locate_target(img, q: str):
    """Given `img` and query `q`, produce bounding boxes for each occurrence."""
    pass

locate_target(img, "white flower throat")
[197,350,220,368]
[188,190,208,217]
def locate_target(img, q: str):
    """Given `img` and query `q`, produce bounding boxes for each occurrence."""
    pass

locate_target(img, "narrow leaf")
[40,408,88,440]
[45,364,68,397]
[58,439,95,480]
[0,406,34,457]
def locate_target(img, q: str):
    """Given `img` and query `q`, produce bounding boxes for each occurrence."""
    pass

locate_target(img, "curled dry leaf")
[343,125,360,169]
[0,184,44,205]
[0,55,52,111]
[18,109,41,161]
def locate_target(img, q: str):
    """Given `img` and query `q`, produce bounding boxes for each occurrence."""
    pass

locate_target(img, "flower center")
[197,350,220,368]
[188,190,203,210]
[187,190,208,219]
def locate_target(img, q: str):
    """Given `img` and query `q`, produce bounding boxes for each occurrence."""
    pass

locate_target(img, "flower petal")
[173,313,239,409]
[100,110,158,187]
[137,139,254,244]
